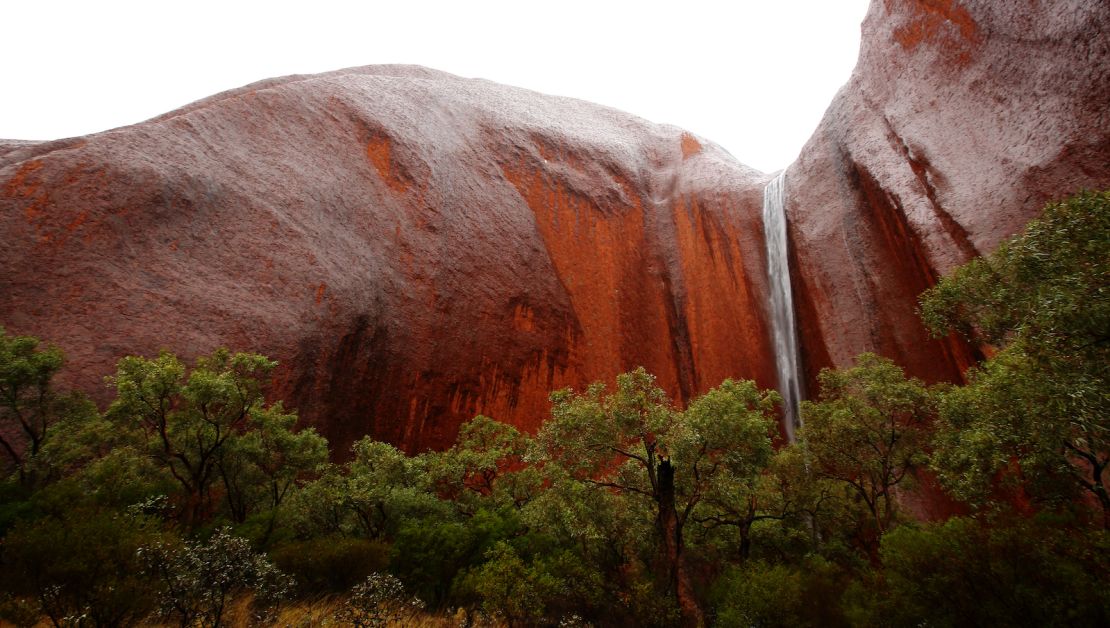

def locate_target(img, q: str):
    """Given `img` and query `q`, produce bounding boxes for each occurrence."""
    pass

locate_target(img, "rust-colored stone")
[785,0,1110,392]
[0,66,774,454]
[2,0,1107,469]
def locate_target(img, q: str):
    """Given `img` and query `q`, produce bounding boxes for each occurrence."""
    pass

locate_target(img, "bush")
[869,517,1110,627]
[333,573,425,627]
[455,542,552,626]
[140,527,293,627]
[271,536,390,593]
[0,509,166,627]
[391,508,522,608]
[710,558,850,628]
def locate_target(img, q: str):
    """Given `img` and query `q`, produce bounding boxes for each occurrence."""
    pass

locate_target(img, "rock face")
[3,0,1108,457]
[785,0,1110,391]
[1,66,775,453]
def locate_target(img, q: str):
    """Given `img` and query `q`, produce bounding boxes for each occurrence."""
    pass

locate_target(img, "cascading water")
[762,171,804,441]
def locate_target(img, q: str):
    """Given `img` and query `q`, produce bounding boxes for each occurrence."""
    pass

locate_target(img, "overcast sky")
[1,0,870,172]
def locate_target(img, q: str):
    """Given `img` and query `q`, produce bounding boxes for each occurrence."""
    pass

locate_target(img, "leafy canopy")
[800,353,933,539]
[921,190,1110,526]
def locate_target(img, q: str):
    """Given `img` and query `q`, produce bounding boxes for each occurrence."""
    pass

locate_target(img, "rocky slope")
[784,0,1110,391]
[1,66,774,453]
[3,0,1108,456]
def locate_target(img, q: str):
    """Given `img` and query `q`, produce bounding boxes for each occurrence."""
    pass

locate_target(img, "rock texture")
[785,0,1110,391]
[3,0,1108,458]
[1,66,774,453]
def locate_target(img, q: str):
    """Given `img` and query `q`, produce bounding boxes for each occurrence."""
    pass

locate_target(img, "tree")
[342,438,443,541]
[683,381,778,562]
[455,542,551,627]
[217,401,327,543]
[519,463,655,624]
[921,190,1110,527]
[106,349,285,527]
[800,354,932,549]
[0,328,70,484]
[426,415,540,516]
[534,369,779,626]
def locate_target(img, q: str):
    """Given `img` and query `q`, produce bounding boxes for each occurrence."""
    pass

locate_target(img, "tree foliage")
[0,328,73,484]
[922,190,1110,526]
[800,353,932,545]
[534,369,779,626]
[105,349,325,529]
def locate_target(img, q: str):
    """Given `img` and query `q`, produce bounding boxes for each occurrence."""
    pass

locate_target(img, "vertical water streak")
[762,171,804,441]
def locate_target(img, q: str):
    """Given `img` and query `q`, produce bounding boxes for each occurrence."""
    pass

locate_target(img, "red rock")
[785,0,1110,398]
[0,66,775,454]
[3,1,1108,463]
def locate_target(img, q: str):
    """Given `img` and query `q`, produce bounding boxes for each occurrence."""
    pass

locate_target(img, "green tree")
[426,415,540,516]
[0,328,69,484]
[106,349,285,527]
[217,401,327,543]
[682,381,779,562]
[519,464,654,624]
[921,190,1110,526]
[343,438,443,540]
[534,369,779,626]
[455,542,551,627]
[391,507,522,609]
[800,354,932,549]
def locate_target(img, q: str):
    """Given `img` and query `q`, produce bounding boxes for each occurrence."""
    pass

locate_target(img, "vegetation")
[922,190,1110,527]
[0,190,1106,626]
[799,353,932,552]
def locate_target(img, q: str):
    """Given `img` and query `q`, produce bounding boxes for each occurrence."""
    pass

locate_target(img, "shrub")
[710,558,850,628]
[270,536,390,593]
[1,509,165,627]
[140,527,293,627]
[333,573,425,627]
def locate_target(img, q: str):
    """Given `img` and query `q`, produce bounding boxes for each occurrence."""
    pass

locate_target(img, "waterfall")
[762,171,804,441]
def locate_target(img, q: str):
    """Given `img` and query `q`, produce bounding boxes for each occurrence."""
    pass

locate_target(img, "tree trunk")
[656,459,703,627]
[739,522,752,562]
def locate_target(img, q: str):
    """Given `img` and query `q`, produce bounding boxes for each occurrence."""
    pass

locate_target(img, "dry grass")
[223,595,486,627]
[2,596,498,627]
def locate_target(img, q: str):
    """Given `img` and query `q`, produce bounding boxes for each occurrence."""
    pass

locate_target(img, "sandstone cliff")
[3,1,1108,455]
[785,0,1110,390]
[1,66,774,453]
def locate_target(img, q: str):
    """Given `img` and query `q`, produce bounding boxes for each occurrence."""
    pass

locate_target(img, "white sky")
[0,0,869,172]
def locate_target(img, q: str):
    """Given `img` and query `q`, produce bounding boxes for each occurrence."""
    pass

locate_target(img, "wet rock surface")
[1,66,774,453]
[4,1,1108,460]
[785,0,1110,397]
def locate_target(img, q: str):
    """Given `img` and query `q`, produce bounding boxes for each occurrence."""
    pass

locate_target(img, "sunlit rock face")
[784,0,1110,393]
[0,66,776,453]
